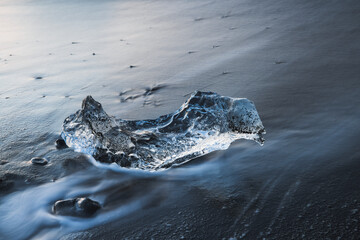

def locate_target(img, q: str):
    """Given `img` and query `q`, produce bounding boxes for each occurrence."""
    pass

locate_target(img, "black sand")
[1,0,360,239]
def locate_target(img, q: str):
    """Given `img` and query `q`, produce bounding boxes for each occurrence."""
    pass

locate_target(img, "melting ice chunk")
[61,91,265,171]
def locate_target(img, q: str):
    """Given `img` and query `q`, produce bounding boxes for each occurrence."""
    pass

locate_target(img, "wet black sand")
[1,0,360,239]
[62,1,360,239]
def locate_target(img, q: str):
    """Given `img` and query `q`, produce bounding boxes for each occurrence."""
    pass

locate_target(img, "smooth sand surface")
[1,0,360,239]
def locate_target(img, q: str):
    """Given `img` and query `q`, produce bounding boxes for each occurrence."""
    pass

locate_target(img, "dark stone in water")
[55,139,67,149]
[31,157,48,165]
[52,197,101,217]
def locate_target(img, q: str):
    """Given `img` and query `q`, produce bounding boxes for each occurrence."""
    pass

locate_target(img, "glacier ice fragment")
[61,91,265,171]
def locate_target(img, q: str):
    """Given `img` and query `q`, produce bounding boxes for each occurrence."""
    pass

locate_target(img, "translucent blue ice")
[61,91,265,171]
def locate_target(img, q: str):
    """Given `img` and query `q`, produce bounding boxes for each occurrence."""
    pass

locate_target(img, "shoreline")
[1,0,360,239]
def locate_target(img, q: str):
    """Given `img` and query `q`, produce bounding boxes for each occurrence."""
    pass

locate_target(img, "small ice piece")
[61,91,265,171]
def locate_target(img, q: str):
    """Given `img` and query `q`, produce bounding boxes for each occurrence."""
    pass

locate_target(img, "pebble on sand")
[31,157,48,166]
[52,197,101,217]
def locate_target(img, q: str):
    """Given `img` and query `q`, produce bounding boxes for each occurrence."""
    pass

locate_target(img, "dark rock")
[52,197,101,217]
[92,53,96,55]
[31,157,48,165]
[55,139,67,149]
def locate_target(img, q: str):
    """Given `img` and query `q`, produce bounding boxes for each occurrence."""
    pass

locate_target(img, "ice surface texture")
[61,91,265,171]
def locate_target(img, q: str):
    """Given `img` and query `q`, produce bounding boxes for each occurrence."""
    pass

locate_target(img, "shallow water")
[1,0,360,239]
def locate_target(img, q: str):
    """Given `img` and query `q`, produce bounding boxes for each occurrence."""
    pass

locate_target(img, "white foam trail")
[86,155,164,176]
[0,167,157,240]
